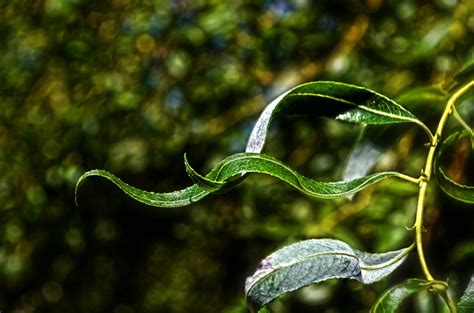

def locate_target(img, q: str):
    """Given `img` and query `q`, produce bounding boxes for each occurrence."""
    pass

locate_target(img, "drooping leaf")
[77,153,409,208]
[185,152,406,199]
[370,279,442,313]
[246,81,430,153]
[457,276,474,313]
[245,239,412,311]
[75,169,210,208]
[434,131,474,203]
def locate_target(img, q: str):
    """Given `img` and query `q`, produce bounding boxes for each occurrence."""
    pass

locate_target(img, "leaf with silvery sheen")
[245,239,412,311]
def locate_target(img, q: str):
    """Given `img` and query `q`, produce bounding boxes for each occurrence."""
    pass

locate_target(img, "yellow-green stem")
[441,291,458,313]
[414,80,472,313]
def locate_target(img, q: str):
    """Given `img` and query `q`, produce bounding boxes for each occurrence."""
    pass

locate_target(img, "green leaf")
[396,85,448,110]
[183,153,246,193]
[370,279,442,313]
[185,152,404,199]
[343,85,447,185]
[75,169,210,208]
[434,131,474,203]
[245,239,412,311]
[76,81,427,208]
[246,81,430,153]
[452,107,474,148]
[457,276,474,313]
[76,153,406,208]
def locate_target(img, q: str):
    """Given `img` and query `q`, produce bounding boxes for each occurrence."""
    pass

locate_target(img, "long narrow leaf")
[76,153,405,208]
[185,153,404,199]
[245,239,413,311]
[370,279,442,313]
[246,81,430,153]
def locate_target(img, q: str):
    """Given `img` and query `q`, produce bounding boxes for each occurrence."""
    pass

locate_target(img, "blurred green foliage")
[0,0,473,312]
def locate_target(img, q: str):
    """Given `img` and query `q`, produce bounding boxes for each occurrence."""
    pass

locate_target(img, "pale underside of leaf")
[246,81,429,154]
[246,90,289,153]
[245,239,412,311]
[457,276,474,313]
[343,85,447,186]
[370,279,441,313]
[343,131,384,182]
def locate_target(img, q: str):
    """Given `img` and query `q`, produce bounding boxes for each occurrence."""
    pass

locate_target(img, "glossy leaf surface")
[76,169,209,208]
[77,153,404,208]
[245,239,411,311]
[370,279,440,313]
[343,85,447,183]
[246,81,428,153]
[434,131,474,203]
[185,153,403,199]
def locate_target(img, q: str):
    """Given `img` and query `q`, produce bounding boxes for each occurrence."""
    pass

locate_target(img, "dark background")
[0,0,473,312]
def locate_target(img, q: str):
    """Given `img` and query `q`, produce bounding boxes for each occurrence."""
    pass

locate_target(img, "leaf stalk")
[395,173,422,185]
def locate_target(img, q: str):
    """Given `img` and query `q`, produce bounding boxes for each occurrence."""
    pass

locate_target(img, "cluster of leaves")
[77,77,474,312]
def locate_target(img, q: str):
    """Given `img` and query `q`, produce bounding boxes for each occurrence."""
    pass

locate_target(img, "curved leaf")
[246,81,430,153]
[342,127,385,182]
[245,239,413,311]
[458,276,474,313]
[343,85,447,183]
[183,153,246,193]
[370,279,442,313]
[77,153,407,208]
[185,152,404,199]
[434,131,474,203]
[75,169,209,208]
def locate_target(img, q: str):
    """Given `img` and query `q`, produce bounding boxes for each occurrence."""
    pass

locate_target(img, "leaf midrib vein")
[286,92,417,123]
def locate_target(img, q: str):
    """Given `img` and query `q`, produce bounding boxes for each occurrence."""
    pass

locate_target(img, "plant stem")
[395,173,422,184]
[414,80,473,313]
[441,291,458,313]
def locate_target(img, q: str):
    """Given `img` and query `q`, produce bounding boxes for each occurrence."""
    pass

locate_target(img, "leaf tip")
[74,169,103,207]
[74,172,87,207]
